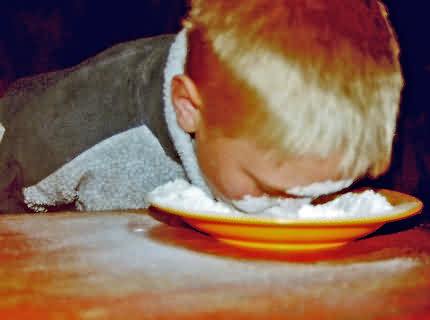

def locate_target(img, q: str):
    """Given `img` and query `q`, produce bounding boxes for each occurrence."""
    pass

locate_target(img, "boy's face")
[194,128,346,200]
[171,75,349,201]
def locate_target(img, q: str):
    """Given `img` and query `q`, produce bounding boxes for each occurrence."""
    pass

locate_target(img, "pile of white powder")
[146,179,397,220]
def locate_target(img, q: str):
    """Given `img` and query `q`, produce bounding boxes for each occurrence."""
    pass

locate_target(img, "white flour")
[146,179,395,220]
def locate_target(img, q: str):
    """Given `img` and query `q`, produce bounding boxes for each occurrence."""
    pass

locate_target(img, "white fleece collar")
[163,29,212,196]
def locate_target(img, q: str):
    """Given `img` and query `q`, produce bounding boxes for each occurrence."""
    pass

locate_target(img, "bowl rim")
[148,189,423,227]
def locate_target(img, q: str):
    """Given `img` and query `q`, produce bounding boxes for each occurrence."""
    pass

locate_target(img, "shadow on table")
[141,208,430,264]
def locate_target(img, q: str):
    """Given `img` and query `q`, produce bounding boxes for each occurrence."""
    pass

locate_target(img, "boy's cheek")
[205,172,264,201]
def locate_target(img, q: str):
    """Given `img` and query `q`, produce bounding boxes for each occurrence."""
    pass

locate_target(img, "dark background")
[0,1,428,214]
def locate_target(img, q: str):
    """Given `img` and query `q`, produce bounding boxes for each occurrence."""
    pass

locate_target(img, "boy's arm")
[0,35,179,213]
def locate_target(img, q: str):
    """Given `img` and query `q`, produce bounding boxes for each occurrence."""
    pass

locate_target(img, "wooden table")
[0,210,429,319]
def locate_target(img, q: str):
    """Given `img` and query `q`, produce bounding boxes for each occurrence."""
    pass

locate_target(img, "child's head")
[171,0,403,200]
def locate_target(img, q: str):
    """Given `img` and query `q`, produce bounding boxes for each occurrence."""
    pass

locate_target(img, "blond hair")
[184,0,403,179]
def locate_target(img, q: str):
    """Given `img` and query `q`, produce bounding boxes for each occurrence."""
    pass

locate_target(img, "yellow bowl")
[149,189,423,252]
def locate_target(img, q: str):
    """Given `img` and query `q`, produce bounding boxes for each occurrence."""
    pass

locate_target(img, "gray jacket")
[0,32,204,213]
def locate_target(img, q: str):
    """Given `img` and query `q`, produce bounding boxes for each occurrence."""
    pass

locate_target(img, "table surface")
[0,210,429,320]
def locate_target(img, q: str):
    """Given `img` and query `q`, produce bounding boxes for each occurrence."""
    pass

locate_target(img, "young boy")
[0,0,403,213]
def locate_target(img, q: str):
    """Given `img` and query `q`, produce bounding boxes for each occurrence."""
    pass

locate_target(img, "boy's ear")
[171,75,203,133]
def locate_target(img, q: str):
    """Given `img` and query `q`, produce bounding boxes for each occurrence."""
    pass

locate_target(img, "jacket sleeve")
[0,35,176,213]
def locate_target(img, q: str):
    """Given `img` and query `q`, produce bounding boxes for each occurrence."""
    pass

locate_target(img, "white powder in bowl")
[146,179,234,214]
[146,179,395,220]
